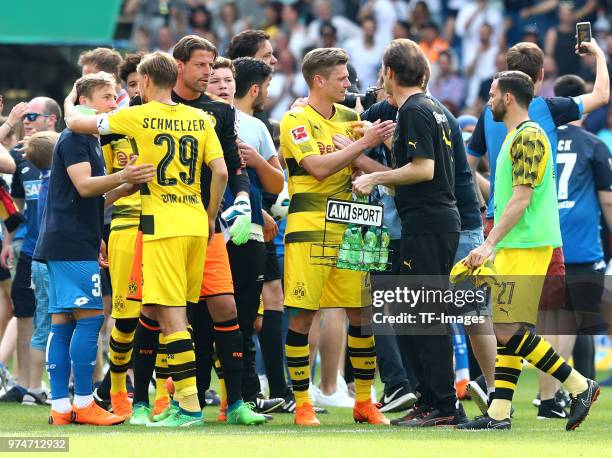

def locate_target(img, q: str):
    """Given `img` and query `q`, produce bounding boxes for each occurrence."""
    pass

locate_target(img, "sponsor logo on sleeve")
[291,126,309,144]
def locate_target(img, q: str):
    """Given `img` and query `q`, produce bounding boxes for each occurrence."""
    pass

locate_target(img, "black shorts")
[563,261,607,334]
[11,252,35,318]
[400,232,459,276]
[0,265,10,281]
[263,240,281,282]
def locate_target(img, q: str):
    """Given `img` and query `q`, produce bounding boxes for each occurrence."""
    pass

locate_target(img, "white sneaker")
[315,387,355,408]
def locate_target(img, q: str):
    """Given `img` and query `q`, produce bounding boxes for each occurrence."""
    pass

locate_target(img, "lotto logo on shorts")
[293,282,306,300]
[291,126,309,144]
[74,297,89,307]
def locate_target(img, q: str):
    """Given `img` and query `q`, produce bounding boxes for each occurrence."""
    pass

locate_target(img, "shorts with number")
[200,233,234,299]
[491,246,553,325]
[142,236,207,306]
[109,226,141,318]
[47,260,103,314]
[284,242,370,310]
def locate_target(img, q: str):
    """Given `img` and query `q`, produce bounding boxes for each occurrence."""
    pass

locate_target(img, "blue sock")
[452,324,470,382]
[70,314,104,396]
[227,399,244,413]
[47,321,75,400]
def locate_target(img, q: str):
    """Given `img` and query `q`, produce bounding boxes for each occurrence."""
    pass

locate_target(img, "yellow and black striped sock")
[109,318,138,395]
[487,346,522,420]
[506,329,588,395]
[154,334,169,402]
[347,325,376,403]
[285,329,311,407]
[165,331,200,415]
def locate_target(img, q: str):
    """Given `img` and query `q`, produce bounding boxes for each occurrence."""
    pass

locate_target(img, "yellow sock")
[155,334,169,401]
[109,326,135,394]
[285,330,311,407]
[487,349,522,420]
[165,331,199,414]
[214,356,227,405]
[347,326,375,402]
[562,369,588,396]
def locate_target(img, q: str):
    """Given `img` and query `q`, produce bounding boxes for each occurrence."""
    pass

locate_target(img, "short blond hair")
[75,72,116,99]
[301,48,348,87]
[24,131,59,170]
[137,52,178,89]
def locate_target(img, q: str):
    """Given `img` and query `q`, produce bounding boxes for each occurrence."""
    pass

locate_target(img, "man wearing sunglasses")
[0,96,60,405]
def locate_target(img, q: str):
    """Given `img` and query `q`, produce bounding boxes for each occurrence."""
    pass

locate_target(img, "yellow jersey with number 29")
[97,101,224,240]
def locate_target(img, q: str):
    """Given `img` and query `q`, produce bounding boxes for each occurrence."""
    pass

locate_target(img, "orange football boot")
[295,403,320,426]
[73,401,125,426]
[353,400,390,425]
[111,391,133,419]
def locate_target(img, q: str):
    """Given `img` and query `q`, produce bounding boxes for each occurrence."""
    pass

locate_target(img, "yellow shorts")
[491,246,553,325]
[284,242,370,310]
[142,236,207,306]
[109,226,141,318]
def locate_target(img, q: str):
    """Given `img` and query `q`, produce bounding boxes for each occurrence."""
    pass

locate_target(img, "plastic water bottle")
[378,227,390,271]
[363,227,378,270]
[348,226,363,269]
[336,226,352,269]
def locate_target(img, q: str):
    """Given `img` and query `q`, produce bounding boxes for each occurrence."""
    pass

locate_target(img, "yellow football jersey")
[100,101,224,240]
[102,136,141,230]
[280,103,359,244]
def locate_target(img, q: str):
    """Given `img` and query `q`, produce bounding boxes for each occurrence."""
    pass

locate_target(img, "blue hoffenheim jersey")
[557,124,612,263]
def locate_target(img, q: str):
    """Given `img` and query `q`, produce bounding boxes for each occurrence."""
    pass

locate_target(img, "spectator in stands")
[418,20,449,63]
[504,0,559,47]
[475,49,506,111]
[217,2,249,54]
[344,17,384,89]
[545,2,581,77]
[408,0,431,36]
[189,4,217,44]
[392,20,414,40]
[266,49,304,122]
[282,2,309,61]
[261,1,283,40]
[358,0,408,48]
[429,50,465,114]
[464,22,498,107]
[155,26,175,53]
[319,21,339,48]
[455,0,503,73]
[522,24,541,46]
[306,0,361,46]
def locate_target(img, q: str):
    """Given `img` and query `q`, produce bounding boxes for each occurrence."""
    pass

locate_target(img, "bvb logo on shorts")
[293,282,306,300]
[114,296,125,312]
[128,280,138,296]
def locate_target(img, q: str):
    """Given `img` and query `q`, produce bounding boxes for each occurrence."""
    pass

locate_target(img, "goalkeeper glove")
[221,195,252,245]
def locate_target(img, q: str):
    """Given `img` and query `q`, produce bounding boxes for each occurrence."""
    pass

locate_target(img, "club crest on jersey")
[128,280,138,296]
[291,126,309,144]
[204,111,217,127]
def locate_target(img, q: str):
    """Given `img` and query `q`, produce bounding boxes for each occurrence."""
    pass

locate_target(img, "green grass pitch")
[1,370,611,457]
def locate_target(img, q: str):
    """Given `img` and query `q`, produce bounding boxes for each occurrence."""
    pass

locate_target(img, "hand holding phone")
[576,22,591,54]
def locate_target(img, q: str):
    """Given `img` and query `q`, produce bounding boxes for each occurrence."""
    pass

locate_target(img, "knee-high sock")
[155,334,169,402]
[506,329,588,395]
[46,321,75,412]
[165,331,200,415]
[488,346,522,420]
[259,310,288,398]
[214,318,243,407]
[347,325,376,403]
[132,314,160,406]
[70,315,104,408]
[285,329,311,407]
[109,318,138,394]
[187,302,214,409]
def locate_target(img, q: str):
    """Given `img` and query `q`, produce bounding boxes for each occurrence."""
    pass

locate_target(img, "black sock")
[97,369,111,400]
[132,313,160,406]
[214,318,244,406]
[188,302,214,409]
[258,310,288,398]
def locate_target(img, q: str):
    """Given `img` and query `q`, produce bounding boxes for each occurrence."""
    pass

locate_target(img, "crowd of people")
[0,0,610,432]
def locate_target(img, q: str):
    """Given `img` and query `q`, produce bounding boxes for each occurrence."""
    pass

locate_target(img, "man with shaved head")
[0,96,60,404]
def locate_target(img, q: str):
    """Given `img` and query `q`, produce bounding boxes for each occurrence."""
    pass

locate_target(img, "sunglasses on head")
[23,113,50,122]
